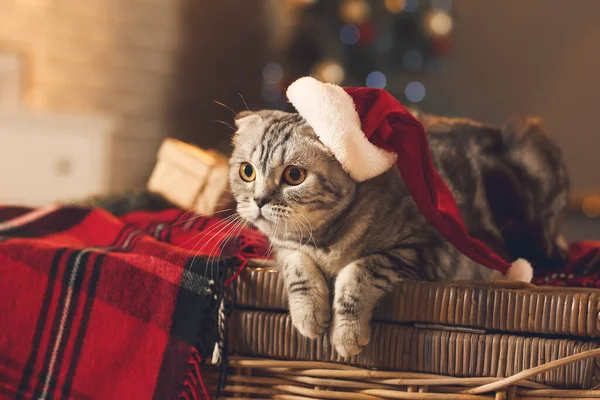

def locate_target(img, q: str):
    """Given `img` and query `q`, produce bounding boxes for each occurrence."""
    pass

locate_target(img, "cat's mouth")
[243,203,288,226]
[253,211,281,228]
[248,209,269,224]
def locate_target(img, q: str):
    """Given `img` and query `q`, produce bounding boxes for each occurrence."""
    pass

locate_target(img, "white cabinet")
[0,111,115,206]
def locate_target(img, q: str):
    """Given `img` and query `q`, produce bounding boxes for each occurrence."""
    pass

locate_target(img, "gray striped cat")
[228,109,569,358]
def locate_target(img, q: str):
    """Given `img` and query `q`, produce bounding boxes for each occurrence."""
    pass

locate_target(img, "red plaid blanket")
[0,206,268,400]
[534,240,600,287]
[1,206,599,400]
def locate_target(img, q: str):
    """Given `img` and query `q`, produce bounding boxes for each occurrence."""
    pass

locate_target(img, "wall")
[0,0,179,189]
[3,0,595,194]
[0,0,272,190]
[166,1,271,155]
[421,0,600,194]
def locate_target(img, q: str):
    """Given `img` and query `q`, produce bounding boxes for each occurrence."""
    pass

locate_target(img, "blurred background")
[0,0,599,238]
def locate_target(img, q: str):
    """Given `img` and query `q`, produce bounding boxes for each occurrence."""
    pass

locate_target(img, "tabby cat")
[228,109,569,357]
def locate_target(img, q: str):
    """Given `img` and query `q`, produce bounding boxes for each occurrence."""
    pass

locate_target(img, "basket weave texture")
[234,267,600,338]
[215,266,600,398]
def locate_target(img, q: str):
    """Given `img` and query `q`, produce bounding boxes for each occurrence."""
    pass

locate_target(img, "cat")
[229,109,569,358]
[413,111,570,270]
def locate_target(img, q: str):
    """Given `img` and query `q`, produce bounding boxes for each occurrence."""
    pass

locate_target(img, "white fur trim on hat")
[505,258,534,283]
[286,76,397,182]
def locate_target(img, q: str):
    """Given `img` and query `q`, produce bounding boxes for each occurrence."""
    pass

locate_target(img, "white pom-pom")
[505,258,533,283]
[286,76,396,182]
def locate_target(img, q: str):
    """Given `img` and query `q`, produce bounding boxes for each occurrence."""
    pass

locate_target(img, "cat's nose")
[254,197,271,208]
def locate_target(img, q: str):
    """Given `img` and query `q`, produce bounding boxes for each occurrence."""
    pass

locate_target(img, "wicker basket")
[206,354,600,399]
[209,264,600,399]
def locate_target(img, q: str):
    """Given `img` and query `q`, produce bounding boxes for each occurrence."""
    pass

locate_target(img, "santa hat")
[286,76,533,282]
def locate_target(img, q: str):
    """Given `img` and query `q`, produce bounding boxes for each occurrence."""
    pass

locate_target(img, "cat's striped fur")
[229,109,569,358]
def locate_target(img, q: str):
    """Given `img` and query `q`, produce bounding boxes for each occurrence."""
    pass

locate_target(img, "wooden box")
[147,138,234,215]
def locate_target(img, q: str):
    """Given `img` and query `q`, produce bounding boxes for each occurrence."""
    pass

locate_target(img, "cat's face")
[229,110,356,240]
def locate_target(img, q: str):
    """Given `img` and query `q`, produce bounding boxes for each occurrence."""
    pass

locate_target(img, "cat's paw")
[289,294,331,339]
[331,317,371,358]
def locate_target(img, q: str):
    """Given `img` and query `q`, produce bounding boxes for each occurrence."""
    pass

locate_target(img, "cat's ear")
[502,116,546,139]
[234,111,262,130]
[407,106,424,121]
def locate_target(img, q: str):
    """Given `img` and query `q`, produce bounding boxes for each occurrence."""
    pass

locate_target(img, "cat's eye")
[283,165,306,186]
[239,162,256,182]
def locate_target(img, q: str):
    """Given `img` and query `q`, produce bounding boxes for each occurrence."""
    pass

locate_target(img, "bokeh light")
[582,196,600,218]
[405,81,426,102]
[312,59,345,84]
[402,50,424,71]
[262,63,283,84]
[384,0,406,13]
[340,0,370,24]
[424,10,453,38]
[431,0,452,12]
[340,24,360,45]
[375,33,394,54]
[366,71,387,88]
[404,0,420,13]
[289,0,318,6]
[261,82,281,102]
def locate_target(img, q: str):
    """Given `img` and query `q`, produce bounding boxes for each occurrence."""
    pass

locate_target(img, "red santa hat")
[286,76,533,282]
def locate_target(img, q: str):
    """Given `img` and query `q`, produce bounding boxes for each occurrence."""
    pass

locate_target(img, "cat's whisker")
[288,217,303,244]
[290,216,307,244]
[182,214,240,270]
[191,215,242,276]
[214,119,236,131]
[177,213,239,250]
[296,213,318,249]
[223,219,249,275]
[294,207,318,248]
[238,93,250,111]
[281,218,289,253]
[197,215,242,258]
[255,216,280,268]
[214,100,237,115]
[212,215,246,262]
[207,216,246,278]
[172,208,196,227]
[198,207,235,217]
[170,208,234,228]
[295,220,304,245]
[284,215,300,243]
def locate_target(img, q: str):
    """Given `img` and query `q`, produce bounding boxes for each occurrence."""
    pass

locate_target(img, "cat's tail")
[499,116,570,270]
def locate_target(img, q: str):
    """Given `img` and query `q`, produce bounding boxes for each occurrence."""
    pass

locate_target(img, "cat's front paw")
[331,317,371,358]
[289,294,331,339]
